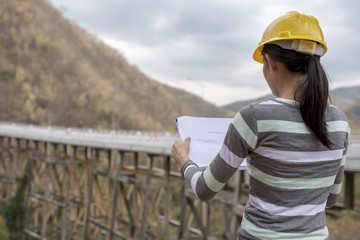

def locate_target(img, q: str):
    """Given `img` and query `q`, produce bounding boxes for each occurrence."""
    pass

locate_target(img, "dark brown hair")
[262,44,332,148]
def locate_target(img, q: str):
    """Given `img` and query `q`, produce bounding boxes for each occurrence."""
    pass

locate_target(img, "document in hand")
[176,116,247,170]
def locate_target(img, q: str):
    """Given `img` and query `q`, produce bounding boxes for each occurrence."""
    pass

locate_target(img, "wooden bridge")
[0,122,359,240]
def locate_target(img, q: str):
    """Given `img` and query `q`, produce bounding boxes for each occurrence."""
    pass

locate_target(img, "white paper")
[176,116,247,170]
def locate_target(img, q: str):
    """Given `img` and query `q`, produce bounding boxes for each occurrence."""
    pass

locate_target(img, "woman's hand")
[171,137,191,168]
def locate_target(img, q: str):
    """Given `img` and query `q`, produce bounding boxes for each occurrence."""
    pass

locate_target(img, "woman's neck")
[275,64,306,100]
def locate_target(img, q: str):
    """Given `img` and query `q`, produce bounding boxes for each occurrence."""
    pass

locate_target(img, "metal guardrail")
[0,122,179,155]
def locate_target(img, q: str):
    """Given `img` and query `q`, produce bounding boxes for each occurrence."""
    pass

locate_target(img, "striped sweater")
[182,98,350,240]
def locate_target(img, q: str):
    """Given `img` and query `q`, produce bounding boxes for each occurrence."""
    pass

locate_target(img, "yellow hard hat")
[253,11,327,63]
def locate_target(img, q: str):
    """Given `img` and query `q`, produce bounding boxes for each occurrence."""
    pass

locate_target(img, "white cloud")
[101,35,158,64]
[170,79,271,106]
[48,0,360,106]
[151,11,177,32]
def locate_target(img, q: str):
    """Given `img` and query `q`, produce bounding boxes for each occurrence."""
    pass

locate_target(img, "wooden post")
[140,154,154,240]
[109,151,122,240]
[9,149,17,201]
[230,171,241,239]
[178,180,187,239]
[61,160,72,240]
[22,147,33,240]
[84,148,97,239]
[344,172,354,209]
[40,142,52,238]
[164,156,171,238]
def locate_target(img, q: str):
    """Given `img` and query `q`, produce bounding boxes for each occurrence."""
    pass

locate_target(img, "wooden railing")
[0,123,358,239]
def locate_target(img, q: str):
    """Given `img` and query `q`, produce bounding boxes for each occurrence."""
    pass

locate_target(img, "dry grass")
[327,209,360,239]
[328,174,360,239]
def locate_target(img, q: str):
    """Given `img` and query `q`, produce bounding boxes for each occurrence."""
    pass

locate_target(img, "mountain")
[330,86,360,110]
[222,94,274,112]
[223,86,360,112]
[222,86,360,129]
[345,102,360,130]
[0,0,231,130]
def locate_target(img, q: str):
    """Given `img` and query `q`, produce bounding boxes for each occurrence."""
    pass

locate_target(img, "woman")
[172,11,350,240]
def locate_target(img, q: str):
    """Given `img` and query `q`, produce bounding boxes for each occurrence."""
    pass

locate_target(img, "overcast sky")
[47,0,360,106]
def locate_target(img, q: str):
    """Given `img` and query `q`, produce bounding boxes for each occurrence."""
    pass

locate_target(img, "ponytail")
[298,55,331,148]
[262,44,332,148]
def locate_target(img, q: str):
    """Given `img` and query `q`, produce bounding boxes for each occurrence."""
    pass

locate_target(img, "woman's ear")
[264,54,277,70]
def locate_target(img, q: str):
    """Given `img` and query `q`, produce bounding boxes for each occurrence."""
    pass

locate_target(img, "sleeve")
[181,105,258,201]
[326,127,350,208]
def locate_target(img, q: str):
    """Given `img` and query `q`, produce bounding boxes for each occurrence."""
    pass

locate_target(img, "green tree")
[0,217,10,240]
[0,69,16,82]
[0,175,28,240]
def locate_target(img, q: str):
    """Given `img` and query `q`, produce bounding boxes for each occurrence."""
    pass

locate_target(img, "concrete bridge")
[0,122,359,240]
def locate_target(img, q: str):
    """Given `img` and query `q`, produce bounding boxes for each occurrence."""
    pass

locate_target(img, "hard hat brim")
[253,45,265,63]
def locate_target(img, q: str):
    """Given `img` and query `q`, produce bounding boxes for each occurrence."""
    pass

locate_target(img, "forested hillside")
[346,102,360,129]
[0,0,231,130]
[330,86,360,110]
[222,86,360,129]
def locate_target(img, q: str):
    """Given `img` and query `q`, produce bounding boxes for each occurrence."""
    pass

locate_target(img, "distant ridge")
[330,85,360,110]
[221,94,273,112]
[222,85,360,129]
